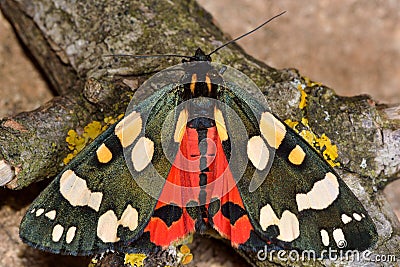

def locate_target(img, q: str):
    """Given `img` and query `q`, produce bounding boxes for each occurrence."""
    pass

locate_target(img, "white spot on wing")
[341,214,352,224]
[52,224,64,242]
[296,172,339,212]
[66,226,77,244]
[60,170,103,212]
[119,204,139,231]
[214,107,228,141]
[276,211,300,242]
[0,159,14,186]
[30,209,36,214]
[131,137,154,171]
[259,112,286,149]
[88,192,103,212]
[35,208,44,217]
[97,205,139,243]
[174,109,188,143]
[320,229,329,246]
[353,213,362,221]
[97,210,119,243]
[45,210,56,220]
[333,228,346,247]
[247,136,270,170]
[259,204,279,230]
[115,111,142,147]
[259,204,299,242]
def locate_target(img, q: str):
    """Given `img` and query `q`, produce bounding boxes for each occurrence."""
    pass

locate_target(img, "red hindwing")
[144,126,253,247]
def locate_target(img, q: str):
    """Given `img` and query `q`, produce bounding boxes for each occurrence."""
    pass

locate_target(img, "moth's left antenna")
[103,53,193,60]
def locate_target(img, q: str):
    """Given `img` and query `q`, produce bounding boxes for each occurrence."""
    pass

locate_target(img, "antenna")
[103,54,193,60]
[208,11,286,56]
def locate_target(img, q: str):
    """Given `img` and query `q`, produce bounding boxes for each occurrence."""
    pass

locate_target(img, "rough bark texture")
[0,0,399,266]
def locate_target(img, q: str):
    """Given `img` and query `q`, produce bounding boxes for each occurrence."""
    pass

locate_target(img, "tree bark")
[0,0,399,266]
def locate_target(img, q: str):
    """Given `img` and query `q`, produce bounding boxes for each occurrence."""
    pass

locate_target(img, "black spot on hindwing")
[221,202,247,225]
[153,205,183,227]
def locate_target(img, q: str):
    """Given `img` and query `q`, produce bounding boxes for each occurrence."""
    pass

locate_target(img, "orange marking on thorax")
[190,73,197,94]
[205,74,212,94]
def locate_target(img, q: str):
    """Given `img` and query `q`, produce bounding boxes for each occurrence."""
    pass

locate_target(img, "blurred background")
[0,1,399,266]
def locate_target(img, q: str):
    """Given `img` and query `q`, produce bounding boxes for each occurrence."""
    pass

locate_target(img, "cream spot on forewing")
[88,192,103,212]
[52,224,64,242]
[131,137,154,171]
[119,205,139,231]
[60,170,103,212]
[45,210,56,220]
[353,213,362,221]
[66,226,77,244]
[214,107,228,141]
[333,228,346,247]
[30,209,36,214]
[276,211,300,242]
[259,205,299,242]
[288,145,306,165]
[341,214,352,224]
[35,208,44,217]
[115,111,142,148]
[247,136,270,170]
[296,172,339,212]
[260,112,286,149]
[97,206,139,243]
[320,229,330,246]
[259,204,279,231]
[96,143,112,163]
[361,213,366,218]
[97,210,120,243]
[174,109,188,143]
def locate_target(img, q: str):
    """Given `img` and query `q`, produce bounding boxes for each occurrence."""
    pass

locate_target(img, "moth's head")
[182,48,212,63]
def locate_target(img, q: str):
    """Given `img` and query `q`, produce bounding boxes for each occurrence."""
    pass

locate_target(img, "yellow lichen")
[304,76,322,87]
[317,134,340,167]
[299,129,317,145]
[286,119,340,167]
[103,114,124,131]
[178,245,193,265]
[124,253,147,267]
[284,119,299,129]
[298,85,307,110]
[181,254,193,265]
[83,121,103,140]
[63,114,124,164]
[88,257,98,267]
[298,76,323,110]
[179,245,190,254]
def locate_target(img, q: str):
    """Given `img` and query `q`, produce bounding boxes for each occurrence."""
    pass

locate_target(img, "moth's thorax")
[182,62,222,100]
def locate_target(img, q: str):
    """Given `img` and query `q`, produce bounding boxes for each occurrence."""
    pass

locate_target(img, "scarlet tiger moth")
[19,11,377,265]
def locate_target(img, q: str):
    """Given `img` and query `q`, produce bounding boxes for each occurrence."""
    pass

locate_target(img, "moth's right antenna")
[208,11,286,56]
